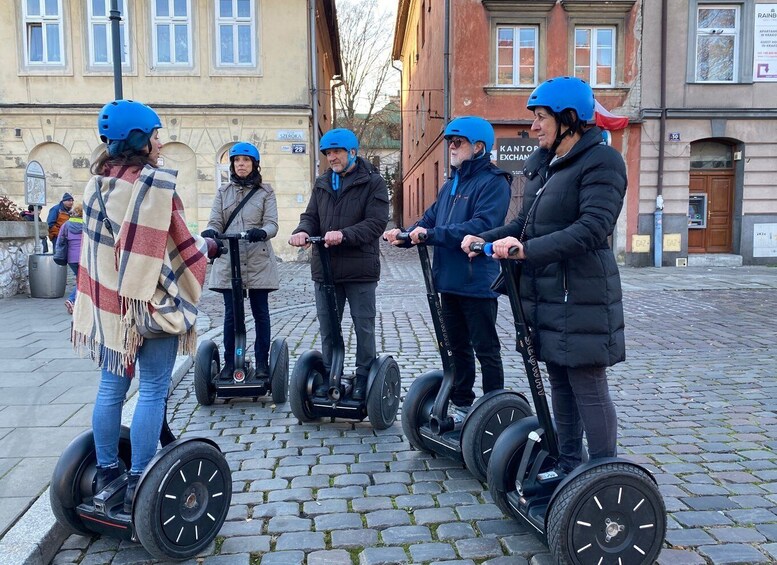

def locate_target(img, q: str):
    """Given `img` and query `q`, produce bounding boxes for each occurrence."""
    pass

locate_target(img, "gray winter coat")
[206,181,280,291]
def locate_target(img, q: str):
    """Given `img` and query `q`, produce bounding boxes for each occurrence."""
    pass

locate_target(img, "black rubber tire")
[400,371,443,453]
[50,426,132,535]
[194,341,219,406]
[289,350,325,423]
[366,357,401,430]
[547,462,666,565]
[270,338,289,404]
[461,394,533,483]
[486,417,541,519]
[133,441,232,560]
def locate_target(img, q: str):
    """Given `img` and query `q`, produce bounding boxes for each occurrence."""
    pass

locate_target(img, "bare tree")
[334,0,396,159]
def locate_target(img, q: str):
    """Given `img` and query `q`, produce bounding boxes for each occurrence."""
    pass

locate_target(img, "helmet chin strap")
[550,123,574,155]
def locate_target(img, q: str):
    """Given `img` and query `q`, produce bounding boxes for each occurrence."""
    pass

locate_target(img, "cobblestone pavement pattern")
[48,246,777,565]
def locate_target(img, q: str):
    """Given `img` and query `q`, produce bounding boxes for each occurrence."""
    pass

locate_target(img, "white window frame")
[215,0,256,67]
[694,4,740,83]
[574,25,616,87]
[23,0,65,66]
[151,0,193,67]
[87,0,131,68]
[495,25,538,87]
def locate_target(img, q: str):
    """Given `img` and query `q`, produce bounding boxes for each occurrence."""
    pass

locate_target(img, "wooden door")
[688,171,734,253]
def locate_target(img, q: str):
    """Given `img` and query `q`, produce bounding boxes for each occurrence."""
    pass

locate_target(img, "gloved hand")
[246,228,267,243]
[201,228,218,239]
[205,238,225,259]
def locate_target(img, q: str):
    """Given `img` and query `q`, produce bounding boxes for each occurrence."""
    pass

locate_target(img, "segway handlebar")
[469,241,520,257]
[390,231,428,244]
[216,232,250,241]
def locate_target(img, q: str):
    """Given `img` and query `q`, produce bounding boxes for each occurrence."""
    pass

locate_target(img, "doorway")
[688,141,735,254]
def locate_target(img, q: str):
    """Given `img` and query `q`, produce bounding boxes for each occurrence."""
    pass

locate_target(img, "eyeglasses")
[447,137,466,149]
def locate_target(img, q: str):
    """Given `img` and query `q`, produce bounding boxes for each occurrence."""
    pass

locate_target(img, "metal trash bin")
[29,254,67,299]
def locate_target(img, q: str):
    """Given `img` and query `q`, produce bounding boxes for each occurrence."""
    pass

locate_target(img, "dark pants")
[440,292,504,407]
[315,281,376,379]
[222,289,271,369]
[546,362,618,470]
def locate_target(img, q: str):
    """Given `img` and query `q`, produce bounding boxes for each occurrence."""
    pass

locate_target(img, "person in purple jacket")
[55,202,84,313]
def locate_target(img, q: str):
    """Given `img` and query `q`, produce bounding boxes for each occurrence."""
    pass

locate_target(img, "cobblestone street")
[49,247,777,565]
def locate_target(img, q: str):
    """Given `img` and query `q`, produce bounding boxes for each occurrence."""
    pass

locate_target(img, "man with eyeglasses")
[384,116,510,414]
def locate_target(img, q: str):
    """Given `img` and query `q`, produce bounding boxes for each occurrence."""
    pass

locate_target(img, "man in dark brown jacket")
[289,128,389,400]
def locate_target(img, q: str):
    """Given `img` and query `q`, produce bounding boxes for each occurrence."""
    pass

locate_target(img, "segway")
[50,402,232,560]
[394,233,533,482]
[474,242,666,564]
[194,231,289,406]
[288,236,401,430]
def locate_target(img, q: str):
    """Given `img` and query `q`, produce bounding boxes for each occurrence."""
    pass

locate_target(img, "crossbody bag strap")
[94,178,115,237]
[223,187,259,233]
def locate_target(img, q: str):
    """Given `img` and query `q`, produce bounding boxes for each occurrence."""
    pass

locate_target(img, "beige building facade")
[0,0,341,259]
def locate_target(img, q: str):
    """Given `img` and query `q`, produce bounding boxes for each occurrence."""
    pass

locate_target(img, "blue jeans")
[68,263,78,303]
[92,336,178,474]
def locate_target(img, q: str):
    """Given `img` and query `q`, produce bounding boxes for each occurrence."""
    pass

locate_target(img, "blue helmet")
[443,116,495,154]
[320,128,359,154]
[527,76,595,122]
[230,142,260,161]
[97,100,162,143]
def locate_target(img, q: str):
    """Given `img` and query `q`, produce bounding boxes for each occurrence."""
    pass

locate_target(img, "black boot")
[352,376,368,402]
[123,473,140,514]
[93,465,122,495]
[256,360,269,378]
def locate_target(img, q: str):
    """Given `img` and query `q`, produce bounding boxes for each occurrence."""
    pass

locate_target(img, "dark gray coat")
[293,157,389,283]
[481,127,627,368]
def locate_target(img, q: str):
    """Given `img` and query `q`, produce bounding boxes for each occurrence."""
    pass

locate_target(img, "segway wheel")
[547,462,666,565]
[270,338,289,404]
[50,426,132,535]
[486,416,542,519]
[134,441,232,560]
[289,350,325,423]
[366,356,401,430]
[461,393,532,483]
[194,341,219,406]
[400,370,443,452]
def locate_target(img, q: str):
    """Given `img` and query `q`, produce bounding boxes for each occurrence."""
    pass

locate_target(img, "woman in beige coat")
[201,142,280,377]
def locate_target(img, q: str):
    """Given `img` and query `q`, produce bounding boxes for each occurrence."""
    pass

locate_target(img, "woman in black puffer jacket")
[463,76,627,473]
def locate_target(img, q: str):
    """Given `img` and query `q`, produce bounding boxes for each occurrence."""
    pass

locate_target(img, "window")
[216,0,255,66]
[695,5,739,82]
[496,26,538,86]
[574,26,616,87]
[152,0,192,66]
[217,147,232,188]
[87,0,129,67]
[24,0,64,65]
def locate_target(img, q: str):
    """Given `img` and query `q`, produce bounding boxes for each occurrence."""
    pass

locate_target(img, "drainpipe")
[330,74,344,128]
[654,0,668,267]
[392,61,403,227]
[443,0,451,173]
[110,0,122,99]
[309,0,320,174]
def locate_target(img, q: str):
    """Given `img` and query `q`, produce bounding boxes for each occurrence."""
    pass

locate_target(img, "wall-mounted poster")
[754,5,777,81]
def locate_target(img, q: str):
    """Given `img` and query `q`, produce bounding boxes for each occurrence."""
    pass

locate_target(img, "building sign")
[291,143,306,154]
[496,138,539,176]
[277,130,305,141]
[668,132,681,142]
[753,223,777,257]
[754,5,777,81]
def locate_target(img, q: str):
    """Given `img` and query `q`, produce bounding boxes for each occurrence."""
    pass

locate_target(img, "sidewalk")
[1,252,776,564]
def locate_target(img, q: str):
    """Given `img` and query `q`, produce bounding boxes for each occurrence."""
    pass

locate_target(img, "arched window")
[690,140,733,169]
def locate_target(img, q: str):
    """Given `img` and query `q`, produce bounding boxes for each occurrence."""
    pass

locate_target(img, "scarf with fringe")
[72,165,208,377]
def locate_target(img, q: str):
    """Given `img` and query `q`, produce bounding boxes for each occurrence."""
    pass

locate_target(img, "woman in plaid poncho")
[72,100,223,514]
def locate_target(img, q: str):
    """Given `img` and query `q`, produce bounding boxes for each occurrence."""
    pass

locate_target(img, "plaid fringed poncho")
[72,165,208,377]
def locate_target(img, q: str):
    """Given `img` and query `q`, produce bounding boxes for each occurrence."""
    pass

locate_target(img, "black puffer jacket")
[481,127,627,368]
[293,157,389,283]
